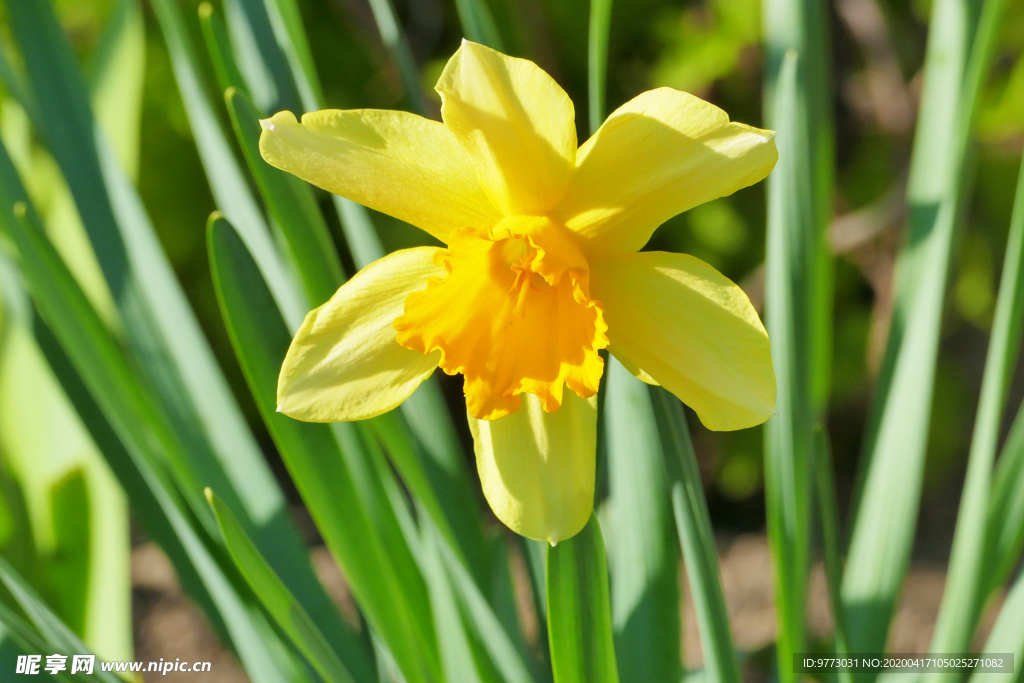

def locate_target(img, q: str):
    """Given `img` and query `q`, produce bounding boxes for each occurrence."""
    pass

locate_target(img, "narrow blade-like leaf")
[651,390,741,683]
[208,214,440,683]
[604,359,680,683]
[207,489,359,683]
[843,0,993,654]
[546,514,619,683]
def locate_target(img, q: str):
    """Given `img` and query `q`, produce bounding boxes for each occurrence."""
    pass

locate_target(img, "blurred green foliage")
[4,0,1024,532]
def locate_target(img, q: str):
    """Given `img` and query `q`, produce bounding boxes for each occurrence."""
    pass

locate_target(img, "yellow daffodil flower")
[259,40,777,545]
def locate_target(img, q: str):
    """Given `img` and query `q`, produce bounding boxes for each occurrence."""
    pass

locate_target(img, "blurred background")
[1,0,1023,678]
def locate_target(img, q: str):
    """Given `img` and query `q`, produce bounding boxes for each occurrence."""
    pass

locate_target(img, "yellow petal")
[259,109,502,243]
[277,247,443,421]
[554,88,778,255]
[435,40,576,215]
[470,392,596,544]
[590,251,775,430]
[394,225,607,421]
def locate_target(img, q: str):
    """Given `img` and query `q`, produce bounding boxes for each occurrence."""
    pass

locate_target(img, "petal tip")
[259,118,276,132]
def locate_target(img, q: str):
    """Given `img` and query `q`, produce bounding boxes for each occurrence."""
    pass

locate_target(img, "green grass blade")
[0,202,304,683]
[763,0,836,671]
[546,514,619,683]
[222,0,304,113]
[0,40,32,116]
[812,429,853,683]
[0,556,122,683]
[930,113,1021,663]
[0,601,104,683]
[650,390,741,683]
[365,0,425,113]
[207,214,441,683]
[200,0,349,305]
[603,359,680,683]
[420,521,488,683]
[89,0,145,180]
[148,0,305,328]
[761,0,835,669]
[761,49,814,680]
[229,0,477,559]
[522,537,550,660]
[842,0,990,654]
[967,569,1024,683]
[0,245,236,646]
[0,139,212,531]
[368,410,490,586]
[587,0,613,134]
[224,0,492,650]
[588,6,677,679]
[254,0,324,109]
[982,162,1024,592]
[437,538,536,683]
[207,489,360,683]
[6,0,321,608]
[762,0,834,412]
[224,87,345,305]
[199,3,251,96]
[987,400,1024,592]
[0,234,130,661]
[44,470,90,641]
[51,6,136,658]
[454,0,504,50]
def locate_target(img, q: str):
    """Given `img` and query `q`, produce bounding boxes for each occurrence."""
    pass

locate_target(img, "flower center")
[394,216,608,420]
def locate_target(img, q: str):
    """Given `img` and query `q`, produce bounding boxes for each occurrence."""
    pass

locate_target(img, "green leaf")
[650,390,741,683]
[761,0,835,672]
[224,87,345,306]
[89,0,145,180]
[198,2,254,98]
[365,0,425,113]
[436,536,536,683]
[252,0,324,110]
[762,0,834,412]
[987,400,1024,592]
[221,0,305,113]
[368,410,490,587]
[812,430,853,683]
[761,49,815,681]
[930,62,1021,664]
[0,190,309,683]
[546,514,619,683]
[43,469,90,639]
[979,165,1024,588]
[5,0,321,618]
[453,0,504,50]
[420,521,488,683]
[222,0,477,571]
[0,600,99,683]
[207,213,441,683]
[0,555,122,683]
[842,0,994,655]
[603,359,680,683]
[763,0,835,673]
[967,568,1024,683]
[587,0,613,134]
[207,489,359,683]
[148,0,305,328]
